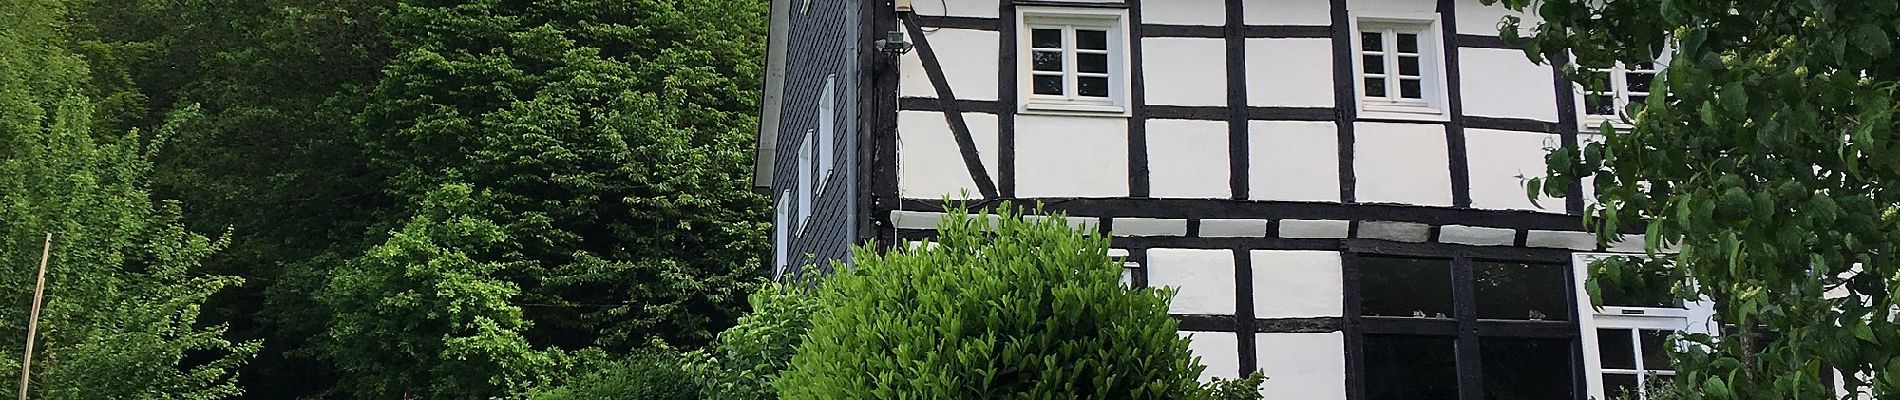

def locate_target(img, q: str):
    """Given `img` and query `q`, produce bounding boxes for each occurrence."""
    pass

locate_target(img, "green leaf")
[1855,23,1891,56]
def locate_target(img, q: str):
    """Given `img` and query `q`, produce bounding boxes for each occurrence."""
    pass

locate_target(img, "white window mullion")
[1384,30,1400,102]
[1065,26,1079,100]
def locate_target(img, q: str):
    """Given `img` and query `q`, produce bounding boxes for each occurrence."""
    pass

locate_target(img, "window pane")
[1481,338,1577,400]
[1033,75,1064,95]
[1629,95,1649,109]
[1397,33,1420,53]
[1363,55,1385,74]
[1078,76,1109,97]
[1362,31,1383,51]
[1598,268,1674,308]
[1604,373,1641,399]
[1586,94,1615,115]
[1640,329,1674,370]
[1398,55,1421,76]
[1599,328,1636,369]
[1474,262,1569,321]
[1032,50,1063,72]
[1585,70,1613,91]
[1360,257,1453,318]
[1399,79,1422,99]
[1365,335,1458,400]
[1032,28,1062,48]
[1078,53,1108,73]
[1365,77,1387,98]
[1628,72,1655,93]
[1077,29,1109,50]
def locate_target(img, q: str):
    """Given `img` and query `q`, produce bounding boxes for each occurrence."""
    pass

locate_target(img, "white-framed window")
[1351,14,1449,120]
[796,132,813,227]
[1572,253,1716,400]
[817,75,836,192]
[1018,7,1131,115]
[1578,56,1668,130]
[773,192,790,279]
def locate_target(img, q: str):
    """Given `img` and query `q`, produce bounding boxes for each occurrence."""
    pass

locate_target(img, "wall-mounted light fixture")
[875,30,913,54]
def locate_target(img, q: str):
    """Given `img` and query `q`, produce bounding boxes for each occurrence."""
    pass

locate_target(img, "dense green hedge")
[777,204,1263,399]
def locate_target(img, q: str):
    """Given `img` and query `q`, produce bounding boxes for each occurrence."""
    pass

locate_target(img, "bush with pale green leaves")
[778,203,1264,399]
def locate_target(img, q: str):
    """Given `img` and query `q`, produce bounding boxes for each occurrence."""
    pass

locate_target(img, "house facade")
[752,0,1712,398]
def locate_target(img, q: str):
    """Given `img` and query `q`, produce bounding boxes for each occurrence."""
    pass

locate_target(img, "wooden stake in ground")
[18,233,51,400]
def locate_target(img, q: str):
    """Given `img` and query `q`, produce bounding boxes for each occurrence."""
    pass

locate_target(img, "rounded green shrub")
[777,203,1255,399]
[691,282,819,400]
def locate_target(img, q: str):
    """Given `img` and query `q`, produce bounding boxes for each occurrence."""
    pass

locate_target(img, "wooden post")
[18,233,51,400]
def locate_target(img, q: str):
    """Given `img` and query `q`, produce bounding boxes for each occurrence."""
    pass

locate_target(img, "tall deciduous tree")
[1,0,257,397]
[318,0,771,396]
[1491,0,1900,397]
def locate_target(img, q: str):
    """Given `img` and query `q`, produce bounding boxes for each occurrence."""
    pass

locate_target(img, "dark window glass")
[1033,75,1064,95]
[1628,95,1648,109]
[1360,257,1453,318]
[1032,51,1063,72]
[1365,335,1458,400]
[1365,77,1387,97]
[1397,33,1420,53]
[1397,55,1421,76]
[1362,32,1383,51]
[1078,53,1108,73]
[1077,29,1108,50]
[1597,269,1675,308]
[1640,329,1674,370]
[1032,28,1062,48]
[1628,72,1655,93]
[1363,55,1385,74]
[1599,328,1636,369]
[1481,338,1576,400]
[1474,262,1569,321]
[1399,79,1423,99]
[1586,94,1615,115]
[1604,373,1640,398]
[1078,76,1109,97]
[1585,70,1613,91]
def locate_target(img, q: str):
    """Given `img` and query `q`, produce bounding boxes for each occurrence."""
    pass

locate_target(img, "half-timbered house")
[753,0,1712,398]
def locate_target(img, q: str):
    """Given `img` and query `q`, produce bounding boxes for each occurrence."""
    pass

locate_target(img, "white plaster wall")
[1249,121,1340,202]
[1354,122,1453,206]
[1458,48,1558,121]
[1147,248,1236,315]
[1015,115,1130,197]
[909,0,999,18]
[1244,0,1332,26]
[1142,38,1228,107]
[1466,129,1562,212]
[1455,0,1541,36]
[1143,0,1226,26]
[1580,132,1603,208]
[1180,331,1242,381]
[1147,119,1231,198]
[1251,250,1343,318]
[1256,332,1347,399]
[1345,0,1436,14]
[899,111,999,199]
[1245,38,1335,108]
[900,29,999,101]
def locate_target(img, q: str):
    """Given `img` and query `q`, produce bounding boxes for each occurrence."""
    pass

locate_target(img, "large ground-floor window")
[1345,245,1582,400]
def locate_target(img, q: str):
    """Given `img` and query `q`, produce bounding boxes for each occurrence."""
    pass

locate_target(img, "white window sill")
[1580,115,1633,132]
[1020,101,1130,117]
[1359,102,1448,122]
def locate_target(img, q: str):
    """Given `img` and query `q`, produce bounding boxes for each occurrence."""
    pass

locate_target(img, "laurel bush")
[777,203,1262,399]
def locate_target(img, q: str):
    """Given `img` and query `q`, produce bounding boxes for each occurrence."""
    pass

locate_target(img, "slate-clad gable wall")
[772,0,862,280]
